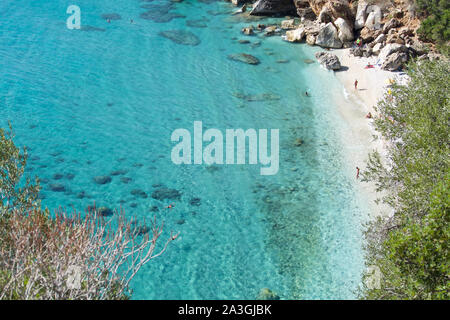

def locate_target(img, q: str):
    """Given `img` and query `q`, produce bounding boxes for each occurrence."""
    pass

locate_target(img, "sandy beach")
[331,48,404,218]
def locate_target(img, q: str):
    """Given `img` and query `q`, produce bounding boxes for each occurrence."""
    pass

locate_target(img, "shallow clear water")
[0,0,368,299]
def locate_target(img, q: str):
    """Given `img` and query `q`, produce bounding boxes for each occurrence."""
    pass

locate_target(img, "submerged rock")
[134,225,150,236]
[120,177,132,184]
[186,20,208,28]
[49,183,66,192]
[257,288,280,300]
[159,30,201,46]
[97,207,114,217]
[101,13,121,20]
[227,53,260,65]
[93,176,112,184]
[233,92,280,102]
[189,198,201,206]
[141,11,185,23]
[151,188,181,200]
[131,189,148,199]
[80,25,106,32]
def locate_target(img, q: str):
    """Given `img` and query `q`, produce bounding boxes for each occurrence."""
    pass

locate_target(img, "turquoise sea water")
[0,0,369,299]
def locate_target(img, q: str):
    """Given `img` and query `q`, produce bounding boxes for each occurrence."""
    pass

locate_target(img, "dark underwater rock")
[101,13,122,20]
[80,25,106,32]
[134,225,150,236]
[131,189,148,199]
[65,173,75,180]
[233,92,280,102]
[140,11,185,23]
[159,30,201,46]
[97,207,114,217]
[110,169,128,176]
[227,53,260,65]
[93,176,112,184]
[53,173,64,180]
[151,188,181,200]
[186,20,208,28]
[120,177,132,184]
[189,198,201,206]
[49,183,66,192]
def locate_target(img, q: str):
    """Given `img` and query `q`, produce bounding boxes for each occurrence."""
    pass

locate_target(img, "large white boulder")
[355,1,368,30]
[365,5,382,30]
[335,17,354,42]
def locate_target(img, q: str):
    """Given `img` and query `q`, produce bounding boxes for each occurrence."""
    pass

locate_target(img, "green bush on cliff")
[415,0,450,53]
[361,60,449,299]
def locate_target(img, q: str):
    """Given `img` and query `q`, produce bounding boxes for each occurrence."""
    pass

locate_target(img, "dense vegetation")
[0,126,176,299]
[415,0,450,54]
[361,60,449,299]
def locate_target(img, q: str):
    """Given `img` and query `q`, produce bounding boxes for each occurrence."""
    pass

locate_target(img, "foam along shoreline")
[331,48,407,218]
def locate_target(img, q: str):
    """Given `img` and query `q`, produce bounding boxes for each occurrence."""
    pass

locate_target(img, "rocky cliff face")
[250,0,298,16]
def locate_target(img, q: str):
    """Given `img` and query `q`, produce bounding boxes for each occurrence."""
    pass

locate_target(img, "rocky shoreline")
[227,0,444,71]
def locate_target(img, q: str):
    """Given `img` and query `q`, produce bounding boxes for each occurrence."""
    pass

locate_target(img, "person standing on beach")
[354,79,358,90]
[356,167,360,179]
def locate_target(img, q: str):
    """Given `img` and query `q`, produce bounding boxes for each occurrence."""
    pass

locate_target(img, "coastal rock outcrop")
[381,51,409,71]
[250,0,297,16]
[315,51,341,70]
[315,22,342,48]
[285,27,306,42]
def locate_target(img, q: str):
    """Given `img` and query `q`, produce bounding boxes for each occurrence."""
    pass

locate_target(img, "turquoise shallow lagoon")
[0,0,369,299]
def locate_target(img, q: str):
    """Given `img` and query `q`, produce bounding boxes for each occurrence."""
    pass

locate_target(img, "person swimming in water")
[305,91,309,97]
[166,203,175,209]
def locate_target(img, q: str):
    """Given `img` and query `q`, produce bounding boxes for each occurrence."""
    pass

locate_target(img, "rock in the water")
[53,173,64,180]
[101,13,121,20]
[228,53,260,65]
[241,26,254,35]
[134,225,150,236]
[285,27,305,42]
[306,34,316,46]
[355,1,368,30]
[151,188,182,200]
[97,207,114,217]
[334,17,354,42]
[315,51,341,70]
[250,0,297,16]
[159,30,201,46]
[131,189,148,199]
[257,288,280,300]
[186,20,208,28]
[189,198,201,206]
[93,176,112,185]
[315,22,342,48]
[281,19,295,30]
[49,183,66,192]
[120,177,132,184]
[381,52,409,71]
